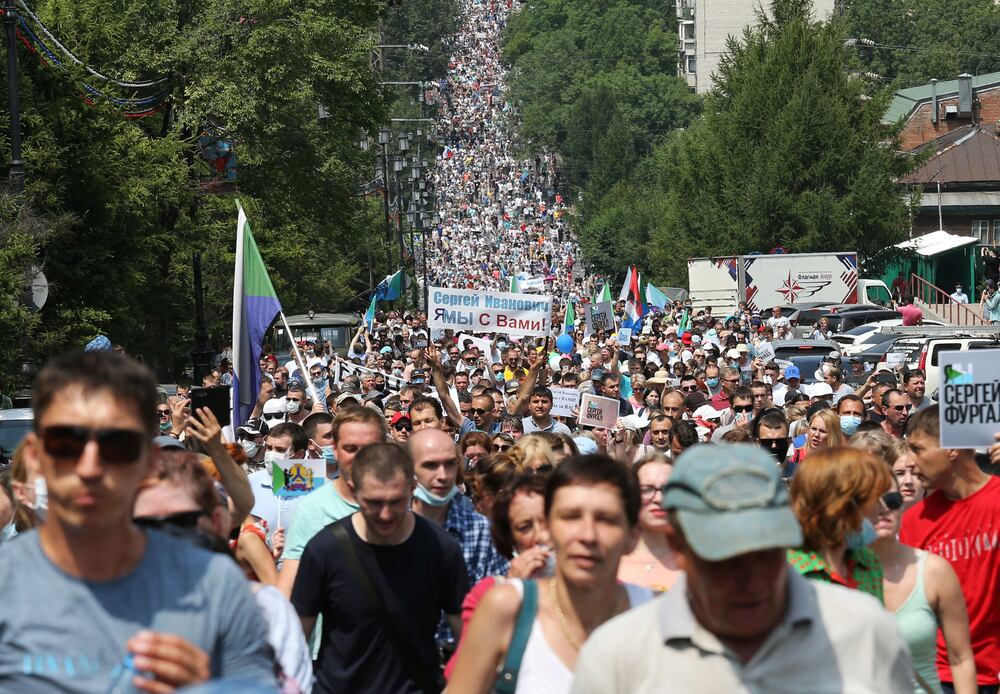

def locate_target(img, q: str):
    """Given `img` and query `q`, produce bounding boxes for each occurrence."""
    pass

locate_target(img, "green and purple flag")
[231,200,283,427]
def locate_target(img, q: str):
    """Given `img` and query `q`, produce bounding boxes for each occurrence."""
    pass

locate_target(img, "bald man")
[408,428,507,590]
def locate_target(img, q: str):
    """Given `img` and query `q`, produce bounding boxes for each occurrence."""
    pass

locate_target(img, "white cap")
[736,343,750,353]
[726,348,741,360]
[262,399,285,416]
[693,404,725,420]
[807,382,834,398]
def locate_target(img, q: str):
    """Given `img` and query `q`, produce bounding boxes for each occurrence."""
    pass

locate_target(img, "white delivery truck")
[687,252,892,312]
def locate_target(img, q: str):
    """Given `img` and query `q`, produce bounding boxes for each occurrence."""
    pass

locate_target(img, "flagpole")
[280,311,322,406]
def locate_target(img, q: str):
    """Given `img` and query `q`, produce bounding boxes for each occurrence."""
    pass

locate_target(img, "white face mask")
[285,399,301,415]
[29,477,48,522]
[0,521,16,542]
[263,450,286,465]
[240,440,260,458]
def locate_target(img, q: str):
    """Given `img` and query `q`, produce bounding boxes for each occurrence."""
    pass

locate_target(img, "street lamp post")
[4,0,25,195]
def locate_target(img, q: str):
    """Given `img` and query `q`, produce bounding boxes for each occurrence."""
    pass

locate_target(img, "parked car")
[921,336,1000,398]
[820,309,903,335]
[0,408,33,465]
[772,339,842,383]
[833,319,948,356]
[791,304,888,338]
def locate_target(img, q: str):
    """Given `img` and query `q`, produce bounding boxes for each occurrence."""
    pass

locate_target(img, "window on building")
[971,219,994,244]
[687,56,697,74]
[683,23,695,40]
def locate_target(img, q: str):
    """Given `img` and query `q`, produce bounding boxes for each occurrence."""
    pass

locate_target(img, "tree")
[645,0,918,286]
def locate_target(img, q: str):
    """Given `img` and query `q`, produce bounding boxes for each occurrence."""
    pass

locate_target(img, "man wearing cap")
[951,284,969,304]
[389,412,412,443]
[772,365,801,407]
[236,417,269,472]
[570,445,912,693]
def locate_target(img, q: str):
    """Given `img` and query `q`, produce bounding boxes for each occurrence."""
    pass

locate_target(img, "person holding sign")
[901,408,1000,693]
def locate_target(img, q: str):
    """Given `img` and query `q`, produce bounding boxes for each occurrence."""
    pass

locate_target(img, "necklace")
[550,577,582,650]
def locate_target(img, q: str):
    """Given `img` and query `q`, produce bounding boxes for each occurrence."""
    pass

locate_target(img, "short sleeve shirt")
[0,530,276,692]
[284,482,359,561]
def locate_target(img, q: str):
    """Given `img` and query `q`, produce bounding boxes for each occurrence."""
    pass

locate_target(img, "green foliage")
[644,0,917,286]
[0,0,407,382]
[842,0,1000,85]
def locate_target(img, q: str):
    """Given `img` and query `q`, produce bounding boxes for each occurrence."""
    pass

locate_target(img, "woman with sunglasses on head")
[492,432,516,455]
[872,477,977,694]
[617,453,679,592]
[788,447,891,601]
[447,455,651,694]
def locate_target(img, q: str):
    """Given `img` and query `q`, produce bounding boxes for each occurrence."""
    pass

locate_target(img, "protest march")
[3,0,1000,693]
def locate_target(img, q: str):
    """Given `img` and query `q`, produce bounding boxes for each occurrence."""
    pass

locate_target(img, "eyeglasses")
[470,408,490,415]
[639,484,663,501]
[723,378,740,384]
[680,385,698,393]
[531,463,554,474]
[880,491,904,512]
[40,425,146,464]
[732,405,754,414]
[134,509,206,530]
[493,444,512,452]
[393,423,413,433]
[263,413,285,421]
[891,404,913,412]
[156,409,171,418]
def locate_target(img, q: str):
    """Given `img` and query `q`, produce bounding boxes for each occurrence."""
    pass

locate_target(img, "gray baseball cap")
[662,444,802,561]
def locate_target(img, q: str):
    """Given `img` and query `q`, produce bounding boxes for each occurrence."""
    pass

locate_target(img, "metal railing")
[909,273,989,326]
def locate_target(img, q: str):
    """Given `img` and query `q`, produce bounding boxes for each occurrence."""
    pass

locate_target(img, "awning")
[895,229,979,257]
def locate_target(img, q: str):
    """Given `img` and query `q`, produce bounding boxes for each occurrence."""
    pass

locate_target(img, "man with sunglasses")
[709,366,740,411]
[0,350,275,690]
[711,388,755,442]
[881,389,912,439]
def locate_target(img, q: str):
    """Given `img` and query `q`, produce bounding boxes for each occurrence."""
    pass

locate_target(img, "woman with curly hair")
[787,447,892,601]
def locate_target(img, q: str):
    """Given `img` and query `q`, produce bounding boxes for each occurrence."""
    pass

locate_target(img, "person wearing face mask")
[836,394,866,438]
[752,409,793,472]
[787,447,892,602]
[245,422,309,552]
[303,412,336,476]
[10,441,45,530]
[283,381,309,425]
[408,428,508,648]
[0,469,18,543]
[235,418,269,473]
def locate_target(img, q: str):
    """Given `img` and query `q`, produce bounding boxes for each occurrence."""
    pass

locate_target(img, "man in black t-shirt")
[291,442,469,693]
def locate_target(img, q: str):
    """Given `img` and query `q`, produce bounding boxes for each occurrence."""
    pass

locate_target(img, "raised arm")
[427,343,463,428]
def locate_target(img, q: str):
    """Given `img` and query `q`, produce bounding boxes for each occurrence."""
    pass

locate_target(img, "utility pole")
[4,0,25,195]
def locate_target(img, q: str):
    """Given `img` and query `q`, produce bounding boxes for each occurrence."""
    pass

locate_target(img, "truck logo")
[777,271,832,302]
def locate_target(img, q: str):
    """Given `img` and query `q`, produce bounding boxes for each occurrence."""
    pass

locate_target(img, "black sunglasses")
[470,408,490,415]
[156,409,171,417]
[263,413,285,421]
[134,509,206,530]
[393,423,413,432]
[732,405,754,414]
[40,425,146,464]
[881,491,904,511]
[493,444,512,452]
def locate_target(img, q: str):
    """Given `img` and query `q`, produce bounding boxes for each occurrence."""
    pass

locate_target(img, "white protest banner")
[585,301,616,335]
[519,277,544,292]
[457,333,497,363]
[938,349,1000,448]
[617,327,632,345]
[550,386,581,417]
[579,393,620,429]
[428,287,553,338]
[335,360,406,393]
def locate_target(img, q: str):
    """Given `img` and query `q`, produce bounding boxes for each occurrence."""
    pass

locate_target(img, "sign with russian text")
[550,386,581,417]
[429,287,553,338]
[938,349,1000,448]
[579,393,620,429]
[519,277,545,292]
[586,301,616,335]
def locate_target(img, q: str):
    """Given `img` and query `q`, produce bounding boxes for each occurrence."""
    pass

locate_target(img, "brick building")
[886,72,1000,152]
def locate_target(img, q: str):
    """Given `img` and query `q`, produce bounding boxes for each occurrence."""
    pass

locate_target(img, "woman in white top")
[447,454,652,694]
[871,478,976,694]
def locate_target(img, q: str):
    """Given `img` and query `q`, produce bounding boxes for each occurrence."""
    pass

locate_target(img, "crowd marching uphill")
[3,0,1000,693]
[424,0,579,298]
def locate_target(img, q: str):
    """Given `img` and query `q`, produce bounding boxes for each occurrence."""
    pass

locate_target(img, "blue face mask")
[846,518,877,550]
[413,483,460,507]
[0,522,16,542]
[839,415,862,436]
[706,377,720,388]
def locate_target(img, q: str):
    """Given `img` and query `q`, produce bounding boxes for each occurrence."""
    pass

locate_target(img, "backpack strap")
[494,579,538,694]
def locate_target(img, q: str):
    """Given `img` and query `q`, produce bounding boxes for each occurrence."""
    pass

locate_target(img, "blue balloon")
[556,333,575,354]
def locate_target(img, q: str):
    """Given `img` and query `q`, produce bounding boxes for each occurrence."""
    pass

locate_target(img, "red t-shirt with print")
[900,476,1000,685]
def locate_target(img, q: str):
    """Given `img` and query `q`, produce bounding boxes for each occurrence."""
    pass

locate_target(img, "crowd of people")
[1,1,999,693]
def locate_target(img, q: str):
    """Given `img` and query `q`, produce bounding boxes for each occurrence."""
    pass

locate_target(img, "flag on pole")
[564,299,575,334]
[645,282,669,310]
[375,269,404,301]
[618,267,633,301]
[623,300,643,330]
[232,200,283,428]
[596,282,612,304]
[509,274,519,292]
[629,266,645,317]
[364,294,377,332]
[677,308,691,335]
